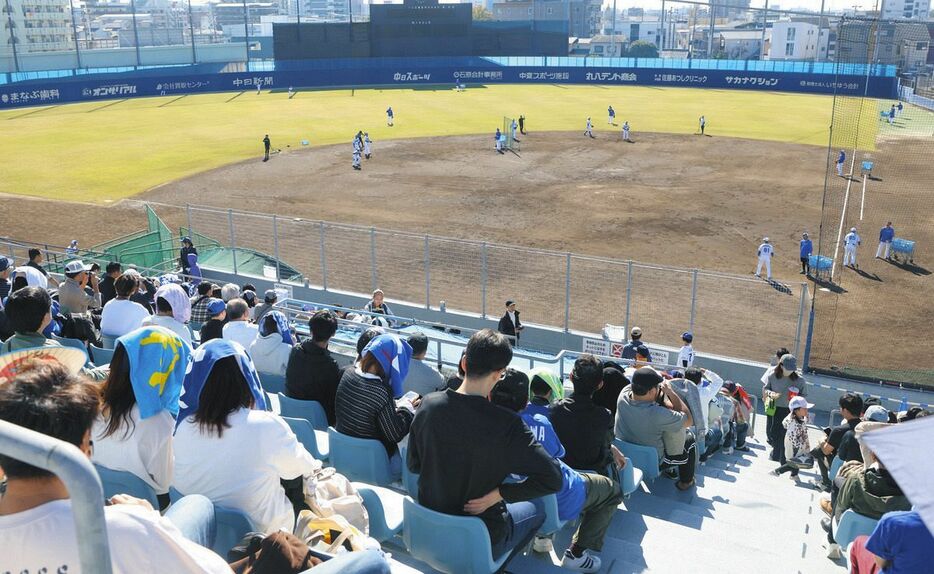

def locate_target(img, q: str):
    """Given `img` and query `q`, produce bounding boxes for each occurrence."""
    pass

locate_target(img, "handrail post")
[272,214,281,282]
[424,235,431,309]
[690,268,698,332]
[319,224,328,291]
[794,282,808,358]
[564,253,571,333]
[227,209,238,275]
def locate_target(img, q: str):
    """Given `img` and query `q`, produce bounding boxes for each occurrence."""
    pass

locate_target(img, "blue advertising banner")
[0,63,898,109]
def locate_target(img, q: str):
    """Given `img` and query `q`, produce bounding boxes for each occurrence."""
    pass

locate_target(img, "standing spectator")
[769,395,813,479]
[490,369,622,572]
[843,227,862,269]
[764,347,790,445]
[810,393,864,490]
[876,222,895,260]
[93,326,191,496]
[197,299,227,343]
[250,311,293,376]
[189,283,216,325]
[335,334,417,477]
[100,274,152,338]
[0,256,12,301]
[0,360,233,574]
[762,353,807,463]
[497,300,524,346]
[173,339,320,535]
[407,329,561,571]
[550,355,625,476]
[621,327,652,363]
[25,248,57,288]
[285,310,342,424]
[252,289,278,323]
[221,298,257,352]
[363,289,393,323]
[677,332,695,368]
[179,237,197,275]
[141,284,192,345]
[99,262,122,307]
[800,232,813,275]
[522,368,563,418]
[403,331,444,396]
[615,367,696,491]
[58,260,101,315]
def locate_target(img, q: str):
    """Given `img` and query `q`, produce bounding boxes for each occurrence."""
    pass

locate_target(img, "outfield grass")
[0,84,879,203]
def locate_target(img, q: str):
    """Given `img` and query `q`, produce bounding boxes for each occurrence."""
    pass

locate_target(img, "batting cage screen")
[502,116,520,153]
[808,17,934,389]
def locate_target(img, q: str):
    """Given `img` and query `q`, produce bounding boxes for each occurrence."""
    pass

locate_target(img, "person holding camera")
[615,367,696,491]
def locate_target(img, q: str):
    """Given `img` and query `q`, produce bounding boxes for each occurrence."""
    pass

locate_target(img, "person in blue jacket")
[490,369,624,573]
[799,232,813,275]
[876,221,895,260]
[836,150,846,177]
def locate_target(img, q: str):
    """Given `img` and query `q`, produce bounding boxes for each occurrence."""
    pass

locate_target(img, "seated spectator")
[490,369,623,572]
[615,367,696,491]
[100,274,152,338]
[285,310,342,425]
[700,391,725,462]
[850,510,934,574]
[592,363,628,417]
[58,260,101,315]
[13,265,47,290]
[220,283,240,302]
[221,298,257,352]
[811,393,864,491]
[407,329,561,570]
[0,256,11,301]
[833,457,910,523]
[252,289,277,323]
[363,289,393,326]
[0,359,231,573]
[769,396,812,479]
[549,356,623,476]
[173,339,319,534]
[125,269,156,312]
[523,368,564,418]
[99,262,122,307]
[25,247,57,288]
[403,332,444,396]
[335,334,416,477]
[720,381,751,452]
[92,326,192,495]
[142,284,192,345]
[189,283,216,325]
[241,289,257,311]
[621,326,652,364]
[198,299,227,343]
[250,311,294,376]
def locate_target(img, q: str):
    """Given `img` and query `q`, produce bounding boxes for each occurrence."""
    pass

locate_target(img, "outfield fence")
[139,202,809,364]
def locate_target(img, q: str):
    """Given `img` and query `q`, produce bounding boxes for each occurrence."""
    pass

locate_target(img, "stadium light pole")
[242,0,250,70]
[187,0,197,64]
[67,0,82,69]
[4,0,20,73]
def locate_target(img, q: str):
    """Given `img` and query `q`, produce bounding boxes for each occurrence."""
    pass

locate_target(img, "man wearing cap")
[0,256,12,301]
[875,222,895,260]
[252,290,278,323]
[198,298,228,343]
[843,227,861,269]
[179,237,197,275]
[58,260,100,315]
[497,300,524,346]
[800,232,813,275]
[615,367,697,491]
[677,332,695,369]
[756,237,774,280]
[621,327,651,364]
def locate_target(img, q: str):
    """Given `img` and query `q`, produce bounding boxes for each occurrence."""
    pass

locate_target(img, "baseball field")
[1,84,930,381]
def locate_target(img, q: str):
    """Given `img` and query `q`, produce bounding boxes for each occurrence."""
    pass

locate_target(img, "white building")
[768,20,828,61]
[881,0,931,20]
[2,0,75,54]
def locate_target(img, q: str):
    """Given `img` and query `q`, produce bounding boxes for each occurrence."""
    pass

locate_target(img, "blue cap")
[207,298,226,316]
[682,332,693,343]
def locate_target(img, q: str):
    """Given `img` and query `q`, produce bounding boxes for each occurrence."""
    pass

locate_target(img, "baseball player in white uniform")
[843,227,861,268]
[756,237,774,280]
[677,332,695,368]
[352,133,362,170]
[584,117,594,138]
[622,121,630,142]
[363,133,372,159]
[511,119,519,141]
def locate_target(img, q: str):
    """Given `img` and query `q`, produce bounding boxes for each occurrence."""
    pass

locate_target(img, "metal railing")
[168,203,809,364]
[0,420,112,573]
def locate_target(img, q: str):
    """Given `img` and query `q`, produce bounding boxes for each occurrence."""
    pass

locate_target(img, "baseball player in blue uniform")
[494,128,503,154]
[888,105,895,124]
[756,237,774,280]
[386,106,394,126]
[799,232,813,275]
[876,222,895,259]
[608,105,616,124]
[836,150,846,177]
[843,227,861,269]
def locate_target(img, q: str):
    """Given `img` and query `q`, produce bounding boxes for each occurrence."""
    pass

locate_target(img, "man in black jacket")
[497,300,524,346]
[408,329,561,569]
[98,262,122,307]
[285,310,342,425]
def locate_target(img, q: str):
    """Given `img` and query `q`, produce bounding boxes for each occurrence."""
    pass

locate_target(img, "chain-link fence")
[809,17,934,388]
[146,203,807,363]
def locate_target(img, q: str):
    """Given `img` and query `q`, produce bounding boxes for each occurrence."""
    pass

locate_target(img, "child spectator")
[522,367,563,418]
[770,395,812,479]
